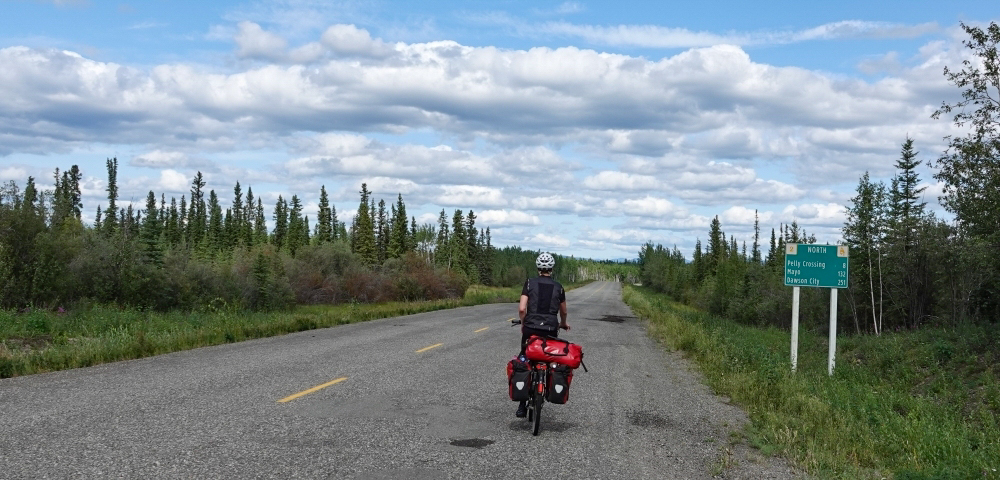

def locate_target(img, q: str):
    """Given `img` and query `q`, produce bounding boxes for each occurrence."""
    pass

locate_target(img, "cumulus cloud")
[0,20,974,257]
[235,22,288,60]
[583,171,660,191]
[437,185,508,208]
[477,209,541,226]
[320,24,394,57]
[131,150,190,168]
[523,233,571,248]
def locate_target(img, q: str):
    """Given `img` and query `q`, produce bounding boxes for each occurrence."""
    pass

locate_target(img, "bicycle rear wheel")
[531,391,543,436]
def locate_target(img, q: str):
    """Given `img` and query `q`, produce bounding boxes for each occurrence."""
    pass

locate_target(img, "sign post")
[784,244,849,375]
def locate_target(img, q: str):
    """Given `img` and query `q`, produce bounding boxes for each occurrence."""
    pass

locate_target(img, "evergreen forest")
[637,22,1000,334]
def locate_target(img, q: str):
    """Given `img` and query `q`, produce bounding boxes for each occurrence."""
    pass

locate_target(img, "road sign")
[783,243,849,289]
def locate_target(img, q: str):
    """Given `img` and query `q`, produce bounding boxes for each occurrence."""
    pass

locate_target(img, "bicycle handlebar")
[510,319,567,330]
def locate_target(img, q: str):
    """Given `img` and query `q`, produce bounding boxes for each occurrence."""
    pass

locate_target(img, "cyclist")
[515,252,569,418]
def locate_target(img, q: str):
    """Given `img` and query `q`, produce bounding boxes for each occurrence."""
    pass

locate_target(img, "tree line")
[0,157,635,311]
[0,157,510,311]
[638,22,1000,333]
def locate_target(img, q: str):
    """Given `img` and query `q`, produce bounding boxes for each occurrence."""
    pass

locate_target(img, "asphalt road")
[0,281,801,479]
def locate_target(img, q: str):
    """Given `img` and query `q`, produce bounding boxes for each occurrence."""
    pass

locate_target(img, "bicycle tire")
[532,391,543,436]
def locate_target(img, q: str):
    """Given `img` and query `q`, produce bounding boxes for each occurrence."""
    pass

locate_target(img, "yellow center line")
[475,326,490,333]
[277,377,347,403]
[416,343,443,353]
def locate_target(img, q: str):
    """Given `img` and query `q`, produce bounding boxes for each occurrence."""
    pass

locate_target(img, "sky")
[0,0,994,260]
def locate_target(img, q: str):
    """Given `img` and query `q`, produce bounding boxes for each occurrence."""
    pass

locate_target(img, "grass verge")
[623,285,1000,480]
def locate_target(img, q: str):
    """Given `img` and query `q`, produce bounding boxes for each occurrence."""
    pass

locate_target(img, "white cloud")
[583,171,660,191]
[523,233,571,248]
[131,150,189,168]
[523,20,938,48]
[780,203,847,227]
[477,209,541,226]
[437,185,507,208]
[320,24,394,57]
[235,22,288,60]
[158,169,190,192]
[605,196,684,218]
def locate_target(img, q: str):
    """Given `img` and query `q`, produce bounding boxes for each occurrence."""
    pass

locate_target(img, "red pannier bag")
[507,357,531,401]
[524,335,583,369]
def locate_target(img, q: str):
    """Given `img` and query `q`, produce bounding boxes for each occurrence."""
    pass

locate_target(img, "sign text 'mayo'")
[783,243,849,289]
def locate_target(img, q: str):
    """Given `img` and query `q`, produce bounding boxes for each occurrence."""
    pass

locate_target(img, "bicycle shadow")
[508,419,577,433]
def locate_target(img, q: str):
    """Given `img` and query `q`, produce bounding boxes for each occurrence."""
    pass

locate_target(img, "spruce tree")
[434,209,450,267]
[231,182,243,248]
[352,184,376,266]
[254,198,268,245]
[388,194,408,258]
[751,210,761,264]
[376,199,388,263]
[707,216,724,275]
[244,187,256,246]
[287,195,305,256]
[317,185,333,244]
[104,157,119,234]
[141,191,163,266]
[450,209,470,274]
[207,190,223,251]
[465,210,478,279]
[272,195,288,249]
[187,172,206,245]
[166,197,180,246]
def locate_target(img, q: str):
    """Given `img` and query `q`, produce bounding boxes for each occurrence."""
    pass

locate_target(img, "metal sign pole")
[791,286,800,372]
[828,288,838,376]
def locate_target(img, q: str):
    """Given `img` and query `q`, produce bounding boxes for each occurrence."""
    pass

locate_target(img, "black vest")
[523,276,564,332]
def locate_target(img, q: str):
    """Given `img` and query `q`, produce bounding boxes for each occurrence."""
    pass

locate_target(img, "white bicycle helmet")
[535,252,556,270]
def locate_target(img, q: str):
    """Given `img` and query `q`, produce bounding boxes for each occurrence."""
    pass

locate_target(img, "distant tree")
[434,209,450,267]
[375,198,388,264]
[253,198,268,245]
[140,190,163,267]
[231,182,243,248]
[751,210,762,264]
[207,190,223,251]
[244,187,256,246]
[316,185,333,244]
[707,216,724,275]
[352,184,376,266]
[450,209,470,275]
[388,194,409,258]
[272,195,288,249]
[287,195,306,256]
[103,157,119,234]
[187,172,207,245]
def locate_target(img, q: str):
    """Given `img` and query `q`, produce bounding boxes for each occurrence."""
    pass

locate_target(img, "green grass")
[623,285,1000,480]
[0,281,591,379]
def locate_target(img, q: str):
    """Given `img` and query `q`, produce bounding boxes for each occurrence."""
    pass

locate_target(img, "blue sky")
[1,0,994,259]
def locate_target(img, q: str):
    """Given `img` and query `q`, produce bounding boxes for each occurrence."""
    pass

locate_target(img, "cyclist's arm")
[559,301,569,330]
[519,295,528,321]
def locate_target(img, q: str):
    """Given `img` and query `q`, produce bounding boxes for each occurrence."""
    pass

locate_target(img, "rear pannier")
[524,336,583,369]
[546,364,574,404]
[507,357,531,401]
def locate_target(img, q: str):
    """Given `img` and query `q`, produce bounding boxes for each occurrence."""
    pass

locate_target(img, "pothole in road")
[596,315,630,323]
[449,438,495,449]
[628,411,673,429]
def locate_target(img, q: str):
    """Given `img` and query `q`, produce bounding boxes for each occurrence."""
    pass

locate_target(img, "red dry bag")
[524,335,583,369]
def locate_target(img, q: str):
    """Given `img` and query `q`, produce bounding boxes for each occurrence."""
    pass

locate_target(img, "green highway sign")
[784,243,849,289]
